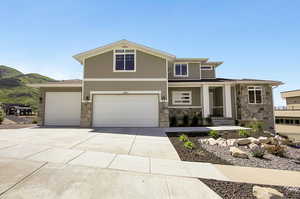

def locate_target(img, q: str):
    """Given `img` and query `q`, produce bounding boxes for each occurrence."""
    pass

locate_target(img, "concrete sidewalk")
[0,144,299,187]
[0,158,221,199]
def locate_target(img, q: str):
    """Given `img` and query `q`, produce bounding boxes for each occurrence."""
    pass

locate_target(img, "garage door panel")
[45,92,81,126]
[93,95,159,127]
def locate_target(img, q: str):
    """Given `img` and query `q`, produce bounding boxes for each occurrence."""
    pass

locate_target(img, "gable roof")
[73,39,176,64]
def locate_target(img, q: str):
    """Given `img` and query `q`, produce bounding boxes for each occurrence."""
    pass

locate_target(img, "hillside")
[0,65,56,111]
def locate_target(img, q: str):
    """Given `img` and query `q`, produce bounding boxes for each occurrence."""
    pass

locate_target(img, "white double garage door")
[44,92,159,127]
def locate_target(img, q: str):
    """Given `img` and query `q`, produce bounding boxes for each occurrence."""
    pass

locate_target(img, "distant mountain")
[0,65,22,79]
[0,65,56,111]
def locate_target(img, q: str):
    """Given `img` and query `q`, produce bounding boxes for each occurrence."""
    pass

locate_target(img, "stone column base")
[159,102,169,127]
[80,102,92,127]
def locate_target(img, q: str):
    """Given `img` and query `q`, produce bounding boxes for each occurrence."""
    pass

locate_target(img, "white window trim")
[113,49,136,72]
[248,86,263,104]
[173,63,189,77]
[172,91,192,105]
[201,65,213,70]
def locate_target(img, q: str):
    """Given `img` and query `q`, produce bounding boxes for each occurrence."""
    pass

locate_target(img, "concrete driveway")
[0,127,222,199]
[0,127,180,160]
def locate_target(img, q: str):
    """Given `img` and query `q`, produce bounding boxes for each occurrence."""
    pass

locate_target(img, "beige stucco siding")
[286,96,300,108]
[168,87,201,106]
[275,110,300,117]
[84,81,167,101]
[275,124,300,142]
[201,68,216,79]
[84,50,166,78]
[39,87,82,126]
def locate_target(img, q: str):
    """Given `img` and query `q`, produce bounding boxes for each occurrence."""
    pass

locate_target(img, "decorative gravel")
[200,141,300,171]
[200,178,300,199]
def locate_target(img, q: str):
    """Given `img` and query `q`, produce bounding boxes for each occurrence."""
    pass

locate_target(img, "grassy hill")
[0,65,56,111]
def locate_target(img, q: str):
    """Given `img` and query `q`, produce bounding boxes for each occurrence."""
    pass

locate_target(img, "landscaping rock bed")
[200,178,300,199]
[200,143,300,171]
[166,132,231,165]
[167,131,300,171]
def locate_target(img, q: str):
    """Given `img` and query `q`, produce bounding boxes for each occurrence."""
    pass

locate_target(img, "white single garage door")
[44,92,81,126]
[93,95,159,127]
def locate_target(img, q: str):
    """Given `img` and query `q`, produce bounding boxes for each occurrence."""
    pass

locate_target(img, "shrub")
[182,115,189,127]
[205,117,212,126]
[32,119,38,124]
[184,141,195,150]
[249,144,265,158]
[170,116,177,127]
[179,134,189,142]
[191,115,199,126]
[0,109,4,125]
[238,129,251,137]
[209,130,219,139]
[248,121,264,133]
[235,120,240,126]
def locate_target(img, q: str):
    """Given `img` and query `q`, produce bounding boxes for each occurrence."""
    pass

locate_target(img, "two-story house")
[29,40,282,131]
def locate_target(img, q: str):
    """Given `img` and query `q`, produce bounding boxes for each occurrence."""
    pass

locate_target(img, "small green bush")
[179,134,189,142]
[238,129,251,137]
[191,115,199,126]
[205,117,212,126]
[247,121,264,133]
[32,119,38,124]
[251,150,265,158]
[182,115,189,126]
[0,109,4,125]
[170,116,177,127]
[209,130,219,139]
[184,141,195,150]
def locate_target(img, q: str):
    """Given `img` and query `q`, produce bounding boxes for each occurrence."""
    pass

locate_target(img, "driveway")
[0,127,180,160]
[0,127,222,199]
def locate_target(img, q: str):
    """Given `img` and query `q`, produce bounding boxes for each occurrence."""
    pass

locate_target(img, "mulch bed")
[167,132,231,165]
[200,178,300,199]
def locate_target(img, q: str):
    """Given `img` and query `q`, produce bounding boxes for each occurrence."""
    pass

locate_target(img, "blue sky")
[1,0,299,106]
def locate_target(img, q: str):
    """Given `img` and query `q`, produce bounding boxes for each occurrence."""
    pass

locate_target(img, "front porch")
[168,83,234,126]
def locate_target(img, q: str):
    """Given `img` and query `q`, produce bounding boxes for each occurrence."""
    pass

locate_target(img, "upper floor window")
[248,86,262,104]
[201,65,213,70]
[114,49,135,72]
[174,63,188,77]
[172,91,192,105]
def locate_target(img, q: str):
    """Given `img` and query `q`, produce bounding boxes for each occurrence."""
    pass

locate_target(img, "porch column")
[203,85,210,117]
[224,84,232,118]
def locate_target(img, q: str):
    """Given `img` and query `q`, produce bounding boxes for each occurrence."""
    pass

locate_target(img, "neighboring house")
[275,90,300,141]
[29,40,282,131]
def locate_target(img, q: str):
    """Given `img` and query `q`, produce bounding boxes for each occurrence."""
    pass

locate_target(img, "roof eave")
[27,84,82,88]
[73,39,176,64]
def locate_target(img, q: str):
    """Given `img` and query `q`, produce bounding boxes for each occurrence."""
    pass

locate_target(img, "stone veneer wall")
[169,108,202,125]
[80,102,92,127]
[236,84,275,132]
[38,90,45,126]
[159,102,169,127]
